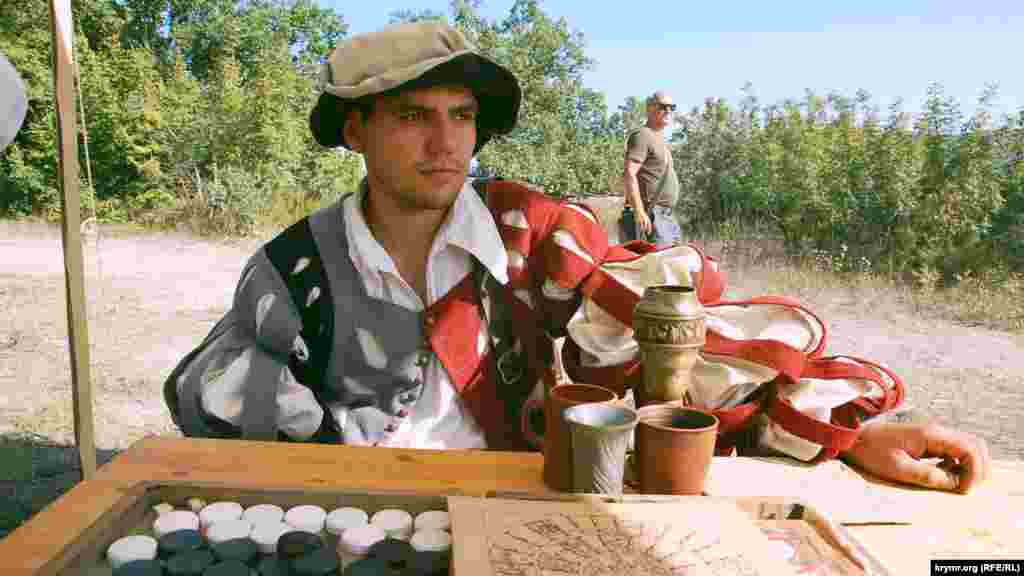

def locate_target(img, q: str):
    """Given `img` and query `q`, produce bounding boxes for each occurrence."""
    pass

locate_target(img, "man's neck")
[361,180,451,302]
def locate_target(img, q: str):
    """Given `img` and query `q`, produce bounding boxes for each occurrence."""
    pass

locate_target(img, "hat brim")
[309,53,520,155]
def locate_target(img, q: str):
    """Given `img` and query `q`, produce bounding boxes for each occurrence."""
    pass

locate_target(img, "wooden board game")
[51,482,890,576]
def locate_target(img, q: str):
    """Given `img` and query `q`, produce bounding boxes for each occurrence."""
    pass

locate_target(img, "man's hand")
[636,209,653,237]
[841,421,991,493]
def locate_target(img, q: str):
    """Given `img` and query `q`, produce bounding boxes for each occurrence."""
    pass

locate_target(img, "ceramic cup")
[541,383,619,492]
[635,402,718,495]
[563,402,639,496]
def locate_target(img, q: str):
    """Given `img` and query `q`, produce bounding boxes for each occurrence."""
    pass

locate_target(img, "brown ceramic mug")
[635,401,718,495]
[541,383,618,492]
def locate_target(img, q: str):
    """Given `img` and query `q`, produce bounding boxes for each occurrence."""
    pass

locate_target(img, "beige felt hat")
[309,21,521,154]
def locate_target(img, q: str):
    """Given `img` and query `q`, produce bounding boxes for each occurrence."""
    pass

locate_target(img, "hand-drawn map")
[448,496,801,576]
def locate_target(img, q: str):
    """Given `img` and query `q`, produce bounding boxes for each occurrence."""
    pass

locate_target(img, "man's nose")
[426,116,461,155]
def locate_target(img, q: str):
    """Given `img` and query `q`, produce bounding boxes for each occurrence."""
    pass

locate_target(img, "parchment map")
[449,497,799,576]
[487,512,758,575]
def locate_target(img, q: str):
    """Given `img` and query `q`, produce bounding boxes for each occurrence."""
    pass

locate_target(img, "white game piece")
[410,528,452,553]
[414,510,450,532]
[250,521,292,555]
[325,507,369,536]
[199,501,244,531]
[337,524,387,569]
[284,504,328,534]
[243,503,285,525]
[370,509,413,540]
[152,510,201,539]
[187,497,207,513]
[106,534,158,569]
[152,502,175,516]
[205,519,254,545]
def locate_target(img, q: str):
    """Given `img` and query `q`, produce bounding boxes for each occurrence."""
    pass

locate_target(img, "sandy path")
[1,219,1021,459]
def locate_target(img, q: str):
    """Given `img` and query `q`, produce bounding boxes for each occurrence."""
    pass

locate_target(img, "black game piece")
[211,538,259,566]
[158,529,205,559]
[366,538,415,572]
[257,555,289,576]
[276,531,323,559]
[290,547,341,576]
[113,559,164,576]
[342,557,392,576]
[165,549,216,576]
[411,550,450,576]
[202,559,251,576]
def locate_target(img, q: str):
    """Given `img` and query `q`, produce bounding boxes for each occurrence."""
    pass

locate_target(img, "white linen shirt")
[330,181,509,449]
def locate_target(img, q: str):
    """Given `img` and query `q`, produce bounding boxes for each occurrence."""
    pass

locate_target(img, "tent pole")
[49,0,96,480]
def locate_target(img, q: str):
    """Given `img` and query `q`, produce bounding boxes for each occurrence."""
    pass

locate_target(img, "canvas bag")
[560,239,905,462]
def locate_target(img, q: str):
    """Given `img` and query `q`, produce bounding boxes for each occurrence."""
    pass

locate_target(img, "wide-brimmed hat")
[309,21,521,154]
[1,52,28,152]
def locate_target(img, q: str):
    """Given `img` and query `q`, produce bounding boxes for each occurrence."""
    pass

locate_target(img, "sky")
[322,0,1023,121]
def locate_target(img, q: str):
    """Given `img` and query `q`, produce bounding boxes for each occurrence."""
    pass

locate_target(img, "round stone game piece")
[338,524,387,569]
[187,498,208,513]
[211,537,259,566]
[257,555,288,576]
[412,549,450,576]
[154,510,202,539]
[251,521,292,555]
[410,529,451,553]
[342,557,391,576]
[158,529,205,559]
[199,502,244,531]
[370,509,413,540]
[413,511,450,533]
[276,530,323,559]
[367,537,415,570]
[165,549,216,576]
[244,503,285,526]
[113,559,163,576]
[153,502,176,516]
[107,534,159,569]
[201,559,251,576]
[291,547,341,576]
[205,519,253,546]
[325,507,369,536]
[284,504,328,534]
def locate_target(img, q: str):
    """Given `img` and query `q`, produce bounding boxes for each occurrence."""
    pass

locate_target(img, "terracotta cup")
[542,383,618,492]
[635,401,719,495]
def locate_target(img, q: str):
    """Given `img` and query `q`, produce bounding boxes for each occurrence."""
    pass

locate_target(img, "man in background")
[622,91,682,245]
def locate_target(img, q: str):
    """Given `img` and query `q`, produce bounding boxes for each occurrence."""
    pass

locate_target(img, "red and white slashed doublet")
[431,180,904,460]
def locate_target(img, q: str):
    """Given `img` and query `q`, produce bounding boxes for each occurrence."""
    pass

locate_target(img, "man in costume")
[165,21,990,494]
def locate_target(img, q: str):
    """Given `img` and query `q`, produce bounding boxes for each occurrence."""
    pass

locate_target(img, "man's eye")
[454,110,477,121]
[398,111,422,121]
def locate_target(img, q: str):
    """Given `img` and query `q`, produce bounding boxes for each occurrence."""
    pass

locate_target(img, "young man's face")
[345,85,478,212]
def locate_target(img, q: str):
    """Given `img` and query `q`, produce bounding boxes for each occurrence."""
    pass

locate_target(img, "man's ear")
[343,108,364,153]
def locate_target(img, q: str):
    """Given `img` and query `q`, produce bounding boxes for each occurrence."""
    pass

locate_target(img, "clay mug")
[540,383,618,492]
[635,401,718,495]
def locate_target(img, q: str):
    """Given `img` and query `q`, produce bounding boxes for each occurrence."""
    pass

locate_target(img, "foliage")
[672,83,1022,281]
[2,0,1020,285]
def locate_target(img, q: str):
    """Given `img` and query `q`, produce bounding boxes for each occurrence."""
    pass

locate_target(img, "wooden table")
[1,436,1021,575]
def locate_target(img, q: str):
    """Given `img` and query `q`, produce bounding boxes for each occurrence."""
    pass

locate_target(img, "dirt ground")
[1,217,1022,460]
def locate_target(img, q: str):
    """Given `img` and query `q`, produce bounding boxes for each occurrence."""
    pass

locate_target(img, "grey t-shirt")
[625,126,679,208]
